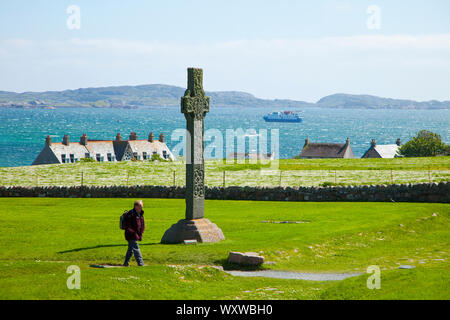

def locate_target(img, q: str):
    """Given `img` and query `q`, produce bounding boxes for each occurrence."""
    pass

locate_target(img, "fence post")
[428,167,431,183]
[173,171,176,186]
[279,170,282,187]
[223,171,226,188]
[334,169,337,184]
[390,169,394,184]
[126,171,129,186]
[81,171,84,186]
[35,174,39,187]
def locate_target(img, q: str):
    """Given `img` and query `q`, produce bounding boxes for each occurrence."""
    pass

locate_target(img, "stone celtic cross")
[181,68,210,220]
[160,68,224,244]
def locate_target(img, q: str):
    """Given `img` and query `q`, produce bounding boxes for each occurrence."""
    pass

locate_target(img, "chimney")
[115,133,122,141]
[129,132,137,140]
[304,138,309,146]
[45,135,52,147]
[159,132,165,143]
[148,132,154,142]
[346,137,350,145]
[80,133,88,146]
[396,138,401,146]
[62,134,70,146]
[371,139,376,147]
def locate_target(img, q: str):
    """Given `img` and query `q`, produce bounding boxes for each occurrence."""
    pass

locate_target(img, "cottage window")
[61,154,66,163]
[163,150,168,159]
[143,152,147,160]
[96,154,101,162]
[70,154,75,163]
[85,153,90,159]
[107,153,112,161]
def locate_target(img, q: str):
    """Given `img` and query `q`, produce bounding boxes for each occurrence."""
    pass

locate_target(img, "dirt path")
[224,270,362,281]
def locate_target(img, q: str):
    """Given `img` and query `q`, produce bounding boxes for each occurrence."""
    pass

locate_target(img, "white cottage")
[362,139,401,158]
[32,132,175,165]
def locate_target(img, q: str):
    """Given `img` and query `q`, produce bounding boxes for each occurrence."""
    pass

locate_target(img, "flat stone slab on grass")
[228,251,264,266]
[261,220,310,224]
[89,264,127,268]
[224,270,362,281]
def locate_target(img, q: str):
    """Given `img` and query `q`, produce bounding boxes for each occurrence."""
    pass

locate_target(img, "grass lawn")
[0,198,448,299]
[0,157,449,187]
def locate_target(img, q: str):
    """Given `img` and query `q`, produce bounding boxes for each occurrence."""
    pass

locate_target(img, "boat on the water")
[263,111,302,123]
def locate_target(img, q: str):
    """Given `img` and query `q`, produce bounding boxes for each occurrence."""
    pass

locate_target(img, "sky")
[0,0,449,102]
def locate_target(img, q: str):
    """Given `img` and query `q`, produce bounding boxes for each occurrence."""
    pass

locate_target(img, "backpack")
[119,210,129,230]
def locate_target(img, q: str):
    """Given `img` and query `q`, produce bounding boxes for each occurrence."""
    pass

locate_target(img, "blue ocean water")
[0,106,448,167]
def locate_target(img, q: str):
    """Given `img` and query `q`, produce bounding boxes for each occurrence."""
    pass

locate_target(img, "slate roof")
[362,143,400,158]
[373,144,400,158]
[127,140,175,160]
[37,142,89,164]
[85,140,116,161]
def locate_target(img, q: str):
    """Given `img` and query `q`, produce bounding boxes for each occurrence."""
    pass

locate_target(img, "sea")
[0,106,449,167]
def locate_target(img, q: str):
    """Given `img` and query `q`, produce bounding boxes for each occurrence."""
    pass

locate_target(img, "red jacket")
[124,209,145,241]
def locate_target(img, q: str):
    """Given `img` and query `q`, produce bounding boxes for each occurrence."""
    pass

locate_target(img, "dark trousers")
[124,240,144,266]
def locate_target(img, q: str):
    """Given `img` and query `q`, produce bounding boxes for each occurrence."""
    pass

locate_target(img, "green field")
[1,157,449,187]
[0,198,448,299]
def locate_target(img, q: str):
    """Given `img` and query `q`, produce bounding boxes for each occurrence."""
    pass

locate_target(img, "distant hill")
[0,84,313,109]
[317,93,450,109]
[0,85,448,109]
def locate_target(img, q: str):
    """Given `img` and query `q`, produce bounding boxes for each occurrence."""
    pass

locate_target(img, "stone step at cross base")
[160,218,225,244]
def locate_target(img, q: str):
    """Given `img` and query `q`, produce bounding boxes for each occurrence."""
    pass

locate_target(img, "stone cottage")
[299,138,354,159]
[361,138,401,158]
[32,132,175,165]
[226,152,274,161]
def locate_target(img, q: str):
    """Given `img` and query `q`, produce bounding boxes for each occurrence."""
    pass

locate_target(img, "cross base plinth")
[160,218,225,244]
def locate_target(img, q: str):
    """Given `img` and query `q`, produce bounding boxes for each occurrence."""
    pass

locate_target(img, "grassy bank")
[0,157,449,187]
[0,198,448,299]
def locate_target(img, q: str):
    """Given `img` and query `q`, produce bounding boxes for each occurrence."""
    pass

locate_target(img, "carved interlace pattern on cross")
[193,167,205,198]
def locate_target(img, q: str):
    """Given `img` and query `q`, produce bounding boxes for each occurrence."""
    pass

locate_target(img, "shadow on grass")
[215,258,267,271]
[57,242,161,254]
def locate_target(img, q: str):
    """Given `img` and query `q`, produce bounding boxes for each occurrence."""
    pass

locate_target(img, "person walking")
[123,200,145,266]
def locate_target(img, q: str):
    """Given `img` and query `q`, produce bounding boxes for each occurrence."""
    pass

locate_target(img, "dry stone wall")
[0,182,448,203]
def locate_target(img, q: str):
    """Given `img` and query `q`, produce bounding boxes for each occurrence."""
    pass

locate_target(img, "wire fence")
[1,167,449,188]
